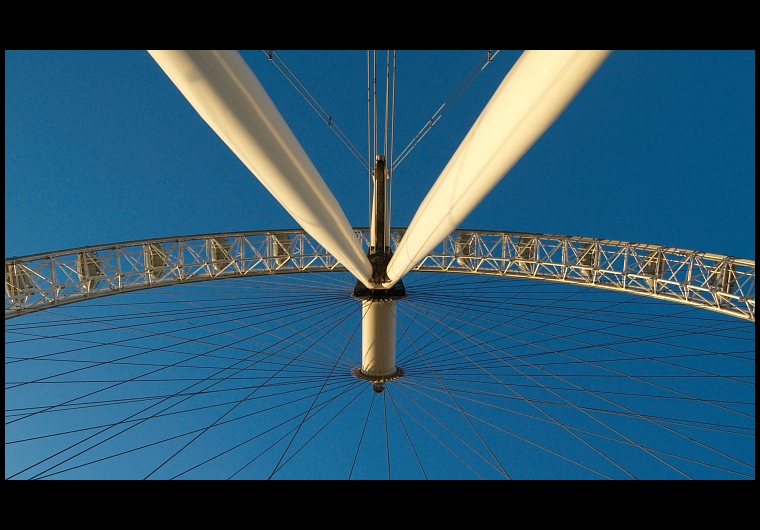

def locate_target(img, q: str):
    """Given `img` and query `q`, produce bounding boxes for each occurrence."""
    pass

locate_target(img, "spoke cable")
[386,387,427,479]
[393,50,500,171]
[349,391,375,480]
[397,302,639,479]
[401,299,752,474]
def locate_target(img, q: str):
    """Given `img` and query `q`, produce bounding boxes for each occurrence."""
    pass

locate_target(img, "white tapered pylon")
[149,50,373,287]
[385,50,611,286]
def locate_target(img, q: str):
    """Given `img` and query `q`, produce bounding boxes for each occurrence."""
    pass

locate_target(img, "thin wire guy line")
[22,304,346,481]
[143,304,361,480]
[393,50,500,171]
[267,308,362,479]
[386,387,427,479]
[392,301,512,479]
[7,266,753,476]
[396,301,638,479]
[34,378,360,480]
[263,50,368,169]
[349,391,375,480]
[400,298,752,475]
[10,280,361,479]
[407,297,755,418]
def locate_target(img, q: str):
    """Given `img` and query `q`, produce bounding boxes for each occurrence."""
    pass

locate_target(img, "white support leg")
[149,50,374,288]
[385,50,611,286]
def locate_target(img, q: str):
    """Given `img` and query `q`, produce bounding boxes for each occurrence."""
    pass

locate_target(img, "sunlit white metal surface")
[149,50,373,287]
[359,300,397,378]
[5,229,754,321]
[387,50,611,285]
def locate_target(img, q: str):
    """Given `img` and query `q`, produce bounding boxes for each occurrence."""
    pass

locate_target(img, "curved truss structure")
[5,229,755,321]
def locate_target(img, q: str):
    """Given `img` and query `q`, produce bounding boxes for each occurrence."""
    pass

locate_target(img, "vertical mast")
[369,154,391,284]
[353,52,404,393]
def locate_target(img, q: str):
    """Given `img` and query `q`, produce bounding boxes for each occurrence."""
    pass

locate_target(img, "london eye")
[5,50,754,479]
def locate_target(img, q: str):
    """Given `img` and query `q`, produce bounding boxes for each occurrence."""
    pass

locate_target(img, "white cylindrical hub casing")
[361,300,396,377]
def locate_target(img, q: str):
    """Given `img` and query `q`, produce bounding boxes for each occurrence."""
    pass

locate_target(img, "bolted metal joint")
[370,156,388,247]
[353,278,406,301]
[368,154,392,286]
[352,366,405,384]
[368,251,392,285]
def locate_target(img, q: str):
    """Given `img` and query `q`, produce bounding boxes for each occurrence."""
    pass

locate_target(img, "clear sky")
[5,50,754,259]
[5,50,755,479]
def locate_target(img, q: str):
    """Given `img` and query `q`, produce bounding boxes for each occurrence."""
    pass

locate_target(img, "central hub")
[368,251,392,285]
[352,366,405,383]
[354,298,400,391]
[352,366,405,393]
[351,154,404,391]
[352,278,406,301]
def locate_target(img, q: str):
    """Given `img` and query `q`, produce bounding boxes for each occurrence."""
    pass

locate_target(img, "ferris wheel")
[5,50,755,479]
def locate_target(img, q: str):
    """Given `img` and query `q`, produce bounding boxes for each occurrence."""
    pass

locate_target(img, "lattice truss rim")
[5,229,755,321]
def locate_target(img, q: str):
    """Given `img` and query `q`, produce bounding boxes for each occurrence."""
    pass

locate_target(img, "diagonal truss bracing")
[5,229,754,321]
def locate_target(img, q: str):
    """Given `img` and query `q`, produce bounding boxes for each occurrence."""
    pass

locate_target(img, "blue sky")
[6,50,754,259]
[5,51,755,479]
